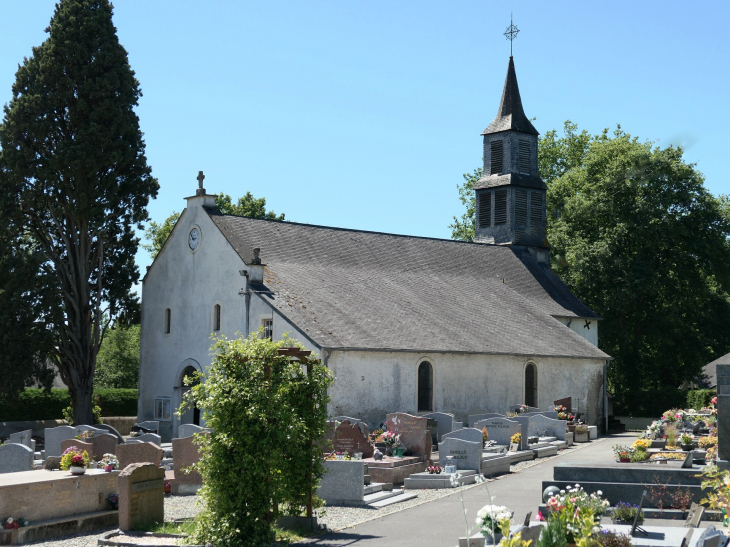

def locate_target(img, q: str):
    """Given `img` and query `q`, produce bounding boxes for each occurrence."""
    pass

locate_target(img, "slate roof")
[207,210,606,360]
[702,351,730,388]
[482,56,539,136]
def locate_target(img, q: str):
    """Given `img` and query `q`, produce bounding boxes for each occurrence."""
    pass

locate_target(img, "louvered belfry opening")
[530,192,544,233]
[494,189,508,225]
[417,361,433,412]
[515,189,528,234]
[519,140,530,174]
[490,139,504,175]
[478,192,492,228]
[525,362,537,407]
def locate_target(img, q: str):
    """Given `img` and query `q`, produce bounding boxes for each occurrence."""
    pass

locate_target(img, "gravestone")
[332,416,366,426]
[332,420,374,458]
[442,427,483,446]
[135,433,162,446]
[438,438,481,471]
[124,439,143,444]
[511,416,530,450]
[468,413,504,428]
[44,425,76,458]
[423,412,454,442]
[0,443,34,474]
[554,397,572,412]
[9,429,34,451]
[178,424,209,438]
[717,364,730,463]
[136,421,159,434]
[89,433,119,460]
[476,417,521,448]
[118,462,165,531]
[60,439,95,459]
[117,442,163,470]
[386,412,432,460]
[96,423,125,444]
[73,425,104,438]
[528,415,567,441]
[172,434,205,494]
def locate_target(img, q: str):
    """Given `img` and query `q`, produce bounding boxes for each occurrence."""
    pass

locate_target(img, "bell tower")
[474,56,548,263]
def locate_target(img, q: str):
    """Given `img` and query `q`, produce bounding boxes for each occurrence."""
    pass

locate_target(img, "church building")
[138,56,610,440]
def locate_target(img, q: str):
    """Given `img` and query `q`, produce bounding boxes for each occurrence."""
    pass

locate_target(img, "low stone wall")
[614,416,654,431]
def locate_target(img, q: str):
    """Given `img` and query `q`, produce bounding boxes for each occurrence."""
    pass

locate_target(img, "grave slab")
[117,442,163,470]
[178,424,209,439]
[134,433,162,446]
[0,443,34,474]
[317,460,365,505]
[95,424,125,444]
[364,456,427,484]
[171,434,204,495]
[467,414,504,428]
[332,420,374,458]
[533,446,558,458]
[404,470,477,489]
[528,415,566,441]
[438,438,482,472]
[476,418,522,448]
[9,429,34,451]
[118,463,165,531]
[88,434,119,460]
[480,455,511,477]
[386,412,432,461]
[136,421,159,434]
[442,427,483,445]
[44,425,76,458]
[423,412,455,442]
[60,439,95,459]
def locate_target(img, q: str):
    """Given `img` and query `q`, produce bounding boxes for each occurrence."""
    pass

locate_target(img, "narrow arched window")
[213,304,221,331]
[525,362,538,407]
[417,361,433,412]
[164,308,171,334]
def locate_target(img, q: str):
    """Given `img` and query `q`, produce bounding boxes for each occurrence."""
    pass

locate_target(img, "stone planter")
[574,431,589,443]
[69,466,86,475]
[681,444,694,452]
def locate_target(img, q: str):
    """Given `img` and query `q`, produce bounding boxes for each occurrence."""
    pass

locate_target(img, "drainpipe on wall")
[239,270,250,334]
[603,358,613,434]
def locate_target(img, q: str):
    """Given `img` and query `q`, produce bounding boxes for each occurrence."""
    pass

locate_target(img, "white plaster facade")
[139,194,607,440]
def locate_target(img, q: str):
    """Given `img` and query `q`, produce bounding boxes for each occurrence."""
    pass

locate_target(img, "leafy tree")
[549,128,730,412]
[449,168,481,242]
[95,323,140,389]
[0,0,158,424]
[144,192,285,259]
[0,224,56,400]
[181,332,333,547]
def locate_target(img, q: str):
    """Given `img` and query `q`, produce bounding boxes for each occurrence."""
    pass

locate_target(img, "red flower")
[71,454,85,465]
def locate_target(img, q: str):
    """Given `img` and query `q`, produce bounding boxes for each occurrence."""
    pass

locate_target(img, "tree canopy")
[144,192,285,259]
[95,322,140,389]
[0,0,158,423]
[451,121,730,413]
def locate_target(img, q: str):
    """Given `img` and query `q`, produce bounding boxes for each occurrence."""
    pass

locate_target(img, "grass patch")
[130,521,323,545]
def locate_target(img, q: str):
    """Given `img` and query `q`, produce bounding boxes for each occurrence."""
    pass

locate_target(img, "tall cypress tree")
[0,0,158,424]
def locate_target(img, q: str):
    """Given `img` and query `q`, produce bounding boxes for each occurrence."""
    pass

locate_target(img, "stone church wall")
[325,350,606,428]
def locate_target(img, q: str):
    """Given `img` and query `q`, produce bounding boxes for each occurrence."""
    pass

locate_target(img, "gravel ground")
[26,438,603,545]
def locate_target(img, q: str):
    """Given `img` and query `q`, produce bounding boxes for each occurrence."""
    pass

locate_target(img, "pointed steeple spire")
[482,56,538,136]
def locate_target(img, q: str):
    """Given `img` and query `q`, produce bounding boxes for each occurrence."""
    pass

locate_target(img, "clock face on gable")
[188,226,201,251]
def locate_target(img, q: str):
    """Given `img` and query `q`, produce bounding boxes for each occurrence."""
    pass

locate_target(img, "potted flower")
[60,446,90,474]
[610,501,644,525]
[381,431,399,455]
[544,485,609,543]
[428,465,442,474]
[476,504,512,543]
[106,493,119,510]
[613,444,634,463]
[100,453,118,472]
[574,424,589,443]
[509,433,521,452]
[680,433,694,451]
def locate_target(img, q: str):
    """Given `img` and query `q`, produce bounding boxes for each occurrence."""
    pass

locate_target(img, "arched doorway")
[417,361,433,412]
[179,365,201,426]
[525,362,538,408]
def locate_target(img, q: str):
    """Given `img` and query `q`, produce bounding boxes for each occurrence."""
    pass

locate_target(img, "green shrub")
[613,387,686,417]
[183,332,333,547]
[0,388,138,421]
[686,389,716,410]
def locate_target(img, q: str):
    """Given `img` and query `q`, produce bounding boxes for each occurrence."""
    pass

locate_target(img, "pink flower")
[536,511,545,521]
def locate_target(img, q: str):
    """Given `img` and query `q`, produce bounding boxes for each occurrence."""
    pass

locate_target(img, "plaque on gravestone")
[386,412,432,460]
[438,438,481,471]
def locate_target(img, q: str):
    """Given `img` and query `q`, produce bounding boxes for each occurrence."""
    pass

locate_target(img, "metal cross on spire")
[503,15,520,56]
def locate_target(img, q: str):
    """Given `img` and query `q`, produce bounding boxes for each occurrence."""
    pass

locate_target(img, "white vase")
[69,466,86,475]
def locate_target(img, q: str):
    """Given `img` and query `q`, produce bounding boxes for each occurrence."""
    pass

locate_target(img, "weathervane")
[503,14,520,56]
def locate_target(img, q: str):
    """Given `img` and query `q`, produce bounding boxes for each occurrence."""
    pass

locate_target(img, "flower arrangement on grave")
[630,449,648,462]
[710,396,718,416]
[60,446,91,471]
[598,530,634,547]
[699,436,717,449]
[101,453,118,471]
[706,445,718,461]
[699,465,730,510]
[371,428,383,439]
[380,431,399,447]
[518,404,529,413]
[554,405,574,421]
[664,424,678,448]
[2,517,29,530]
[662,408,685,423]
[74,430,93,441]
[645,420,662,438]
[612,445,634,462]
[632,438,651,451]
[610,501,644,525]
[482,427,488,446]
[475,504,512,539]
[427,465,442,474]
[680,433,694,449]
[510,432,521,445]
[544,484,608,542]
[505,411,518,418]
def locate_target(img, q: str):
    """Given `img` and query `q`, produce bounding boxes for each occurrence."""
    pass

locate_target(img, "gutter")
[603,358,613,434]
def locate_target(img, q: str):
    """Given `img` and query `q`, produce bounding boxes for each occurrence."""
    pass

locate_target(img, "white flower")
[560,489,565,494]
[596,490,602,496]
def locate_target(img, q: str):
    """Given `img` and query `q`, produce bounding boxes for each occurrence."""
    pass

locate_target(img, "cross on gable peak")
[196,170,206,196]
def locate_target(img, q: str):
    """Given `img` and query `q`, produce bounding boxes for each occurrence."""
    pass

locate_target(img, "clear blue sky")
[2,1,729,283]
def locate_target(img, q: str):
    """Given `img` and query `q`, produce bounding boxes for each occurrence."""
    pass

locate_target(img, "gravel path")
[26,439,603,545]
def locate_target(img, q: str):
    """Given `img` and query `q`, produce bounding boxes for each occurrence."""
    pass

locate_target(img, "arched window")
[417,361,433,412]
[525,362,538,407]
[180,365,201,426]
[213,304,221,331]
[164,308,171,334]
